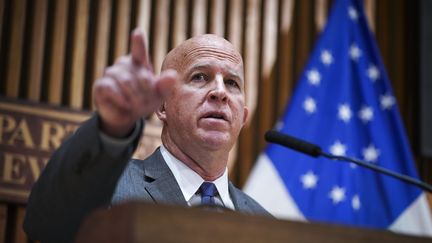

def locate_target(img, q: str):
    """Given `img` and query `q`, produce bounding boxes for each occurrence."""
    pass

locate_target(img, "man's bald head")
[161,34,244,75]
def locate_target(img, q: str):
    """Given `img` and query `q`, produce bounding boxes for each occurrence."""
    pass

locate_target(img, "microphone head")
[265,130,322,157]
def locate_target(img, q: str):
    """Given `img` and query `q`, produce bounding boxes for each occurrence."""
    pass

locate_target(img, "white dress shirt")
[160,145,235,210]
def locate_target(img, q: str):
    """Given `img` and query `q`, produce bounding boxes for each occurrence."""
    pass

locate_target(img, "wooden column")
[5,0,26,98]
[27,0,48,101]
[69,0,90,109]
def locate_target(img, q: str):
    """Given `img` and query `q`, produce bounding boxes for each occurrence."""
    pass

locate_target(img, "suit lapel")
[142,149,188,206]
[229,182,251,214]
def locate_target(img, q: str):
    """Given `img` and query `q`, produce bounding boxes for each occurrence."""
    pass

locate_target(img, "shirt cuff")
[99,120,143,157]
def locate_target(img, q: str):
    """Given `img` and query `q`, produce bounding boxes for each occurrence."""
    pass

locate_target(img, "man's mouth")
[201,111,229,121]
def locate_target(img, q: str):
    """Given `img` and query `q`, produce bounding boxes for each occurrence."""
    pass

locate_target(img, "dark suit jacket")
[24,115,270,242]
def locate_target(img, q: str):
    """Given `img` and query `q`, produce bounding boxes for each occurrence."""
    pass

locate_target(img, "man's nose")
[208,76,227,102]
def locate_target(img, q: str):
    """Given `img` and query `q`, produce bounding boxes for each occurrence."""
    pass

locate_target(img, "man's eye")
[226,79,239,88]
[192,73,207,81]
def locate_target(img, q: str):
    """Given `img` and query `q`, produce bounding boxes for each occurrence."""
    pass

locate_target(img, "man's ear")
[242,106,249,126]
[156,103,167,121]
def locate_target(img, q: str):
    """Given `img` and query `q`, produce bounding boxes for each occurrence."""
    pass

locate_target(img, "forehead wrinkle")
[161,34,244,78]
[183,46,242,66]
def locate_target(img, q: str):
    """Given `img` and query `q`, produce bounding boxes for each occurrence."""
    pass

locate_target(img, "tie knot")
[199,182,218,197]
[199,182,218,205]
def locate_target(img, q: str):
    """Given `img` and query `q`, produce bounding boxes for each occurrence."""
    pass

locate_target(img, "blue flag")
[245,0,432,236]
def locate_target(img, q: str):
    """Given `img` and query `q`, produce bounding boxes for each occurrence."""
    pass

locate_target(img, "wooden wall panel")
[191,0,207,36]
[0,0,428,241]
[293,1,315,81]
[226,0,243,51]
[243,0,260,116]
[209,0,226,36]
[47,0,69,105]
[12,207,26,243]
[393,1,408,122]
[136,0,151,37]
[0,204,6,243]
[238,0,261,183]
[0,0,4,46]
[225,0,244,172]
[152,0,169,74]
[365,0,376,31]
[69,0,90,109]
[111,0,131,62]
[172,0,188,47]
[90,0,112,91]
[315,0,328,32]
[258,0,278,150]
[5,0,26,98]
[277,0,295,116]
[27,0,48,101]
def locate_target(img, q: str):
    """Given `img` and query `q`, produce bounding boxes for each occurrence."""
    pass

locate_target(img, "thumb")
[155,69,178,99]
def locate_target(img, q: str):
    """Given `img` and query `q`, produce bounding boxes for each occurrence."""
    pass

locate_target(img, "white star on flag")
[380,94,395,110]
[300,171,318,189]
[321,50,333,66]
[367,64,380,81]
[363,144,380,162]
[307,69,321,86]
[349,43,362,61]
[338,103,352,123]
[348,6,358,21]
[352,195,361,210]
[303,97,317,114]
[359,106,373,123]
[330,140,347,156]
[329,186,346,204]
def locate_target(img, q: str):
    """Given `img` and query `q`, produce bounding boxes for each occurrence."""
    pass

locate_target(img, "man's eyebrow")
[189,63,212,71]
[188,63,243,82]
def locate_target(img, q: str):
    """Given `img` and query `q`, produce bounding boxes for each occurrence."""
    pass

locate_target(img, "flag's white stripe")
[389,193,432,237]
[243,154,305,221]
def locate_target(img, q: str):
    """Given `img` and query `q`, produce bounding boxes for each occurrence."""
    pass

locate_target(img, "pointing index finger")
[131,28,153,71]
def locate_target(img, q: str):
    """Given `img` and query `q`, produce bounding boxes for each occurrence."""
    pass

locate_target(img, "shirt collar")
[160,145,231,206]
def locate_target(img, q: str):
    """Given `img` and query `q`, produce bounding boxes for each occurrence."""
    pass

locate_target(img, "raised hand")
[93,28,178,138]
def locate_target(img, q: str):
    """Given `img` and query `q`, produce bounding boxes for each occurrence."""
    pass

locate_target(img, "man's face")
[158,35,249,154]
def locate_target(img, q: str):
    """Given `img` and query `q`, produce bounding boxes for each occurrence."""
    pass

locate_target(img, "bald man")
[24,29,270,242]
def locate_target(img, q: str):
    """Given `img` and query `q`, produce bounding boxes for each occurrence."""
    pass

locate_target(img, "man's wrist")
[99,119,137,138]
[99,119,144,157]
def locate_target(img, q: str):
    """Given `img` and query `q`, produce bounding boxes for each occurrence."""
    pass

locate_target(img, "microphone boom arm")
[320,152,432,193]
[265,130,432,194]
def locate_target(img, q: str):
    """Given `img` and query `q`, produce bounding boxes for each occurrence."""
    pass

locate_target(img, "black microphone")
[265,130,432,193]
[265,130,322,157]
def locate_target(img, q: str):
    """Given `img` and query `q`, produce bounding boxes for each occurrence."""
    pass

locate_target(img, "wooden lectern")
[76,202,430,243]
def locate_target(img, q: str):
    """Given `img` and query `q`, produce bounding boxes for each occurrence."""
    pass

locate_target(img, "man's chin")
[198,131,231,149]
